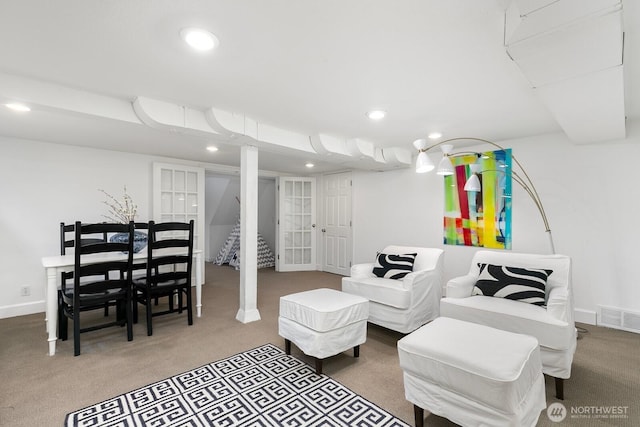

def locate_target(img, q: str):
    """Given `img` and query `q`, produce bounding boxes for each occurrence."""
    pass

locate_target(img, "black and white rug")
[65,343,410,426]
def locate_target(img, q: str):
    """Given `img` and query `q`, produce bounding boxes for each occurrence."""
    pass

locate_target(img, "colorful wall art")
[443,148,512,249]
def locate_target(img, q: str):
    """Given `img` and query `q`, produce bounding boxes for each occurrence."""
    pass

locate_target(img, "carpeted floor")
[1,264,639,426]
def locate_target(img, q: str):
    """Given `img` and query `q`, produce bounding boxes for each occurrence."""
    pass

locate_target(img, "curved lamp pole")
[413,137,555,254]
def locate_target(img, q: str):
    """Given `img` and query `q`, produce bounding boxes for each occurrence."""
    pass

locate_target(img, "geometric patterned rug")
[65,343,410,426]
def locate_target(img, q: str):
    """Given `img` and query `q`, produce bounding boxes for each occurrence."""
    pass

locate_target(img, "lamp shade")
[412,138,428,151]
[416,152,435,173]
[436,156,454,175]
[464,173,481,191]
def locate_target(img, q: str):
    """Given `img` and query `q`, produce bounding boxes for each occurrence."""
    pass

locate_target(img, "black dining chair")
[130,222,149,277]
[60,222,109,255]
[59,221,135,356]
[58,222,112,335]
[133,220,194,336]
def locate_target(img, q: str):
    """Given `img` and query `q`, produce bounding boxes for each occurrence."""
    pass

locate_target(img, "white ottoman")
[398,317,546,427]
[278,288,369,374]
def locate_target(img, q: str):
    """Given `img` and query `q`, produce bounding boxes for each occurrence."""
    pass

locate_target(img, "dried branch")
[99,186,138,223]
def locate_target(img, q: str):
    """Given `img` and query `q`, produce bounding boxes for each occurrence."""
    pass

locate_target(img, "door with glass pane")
[276,177,316,272]
[153,163,205,278]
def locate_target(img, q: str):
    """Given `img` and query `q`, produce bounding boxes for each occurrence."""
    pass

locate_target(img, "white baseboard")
[574,308,597,325]
[0,301,604,328]
[0,300,45,319]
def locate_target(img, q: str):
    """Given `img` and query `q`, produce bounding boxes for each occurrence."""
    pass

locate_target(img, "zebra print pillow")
[372,253,417,280]
[471,263,553,306]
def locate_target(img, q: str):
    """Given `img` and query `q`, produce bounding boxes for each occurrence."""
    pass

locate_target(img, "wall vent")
[623,311,640,332]
[597,305,640,334]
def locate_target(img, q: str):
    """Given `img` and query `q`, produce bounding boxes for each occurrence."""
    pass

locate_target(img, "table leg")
[195,252,202,317]
[45,267,58,356]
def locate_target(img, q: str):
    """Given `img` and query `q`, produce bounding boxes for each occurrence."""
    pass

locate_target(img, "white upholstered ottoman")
[397,317,546,427]
[278,288,369,374]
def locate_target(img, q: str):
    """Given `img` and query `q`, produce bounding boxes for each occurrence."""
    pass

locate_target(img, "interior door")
[322,172,352,275]
[276,177,316,272]
[153,162,205,280]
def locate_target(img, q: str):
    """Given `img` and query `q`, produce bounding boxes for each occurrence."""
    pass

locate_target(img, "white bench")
[278,288,369,374]
[398,317,546,427]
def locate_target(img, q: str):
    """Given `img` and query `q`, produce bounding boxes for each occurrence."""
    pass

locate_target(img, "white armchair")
[341,246,444,334]
[440,250,576,399]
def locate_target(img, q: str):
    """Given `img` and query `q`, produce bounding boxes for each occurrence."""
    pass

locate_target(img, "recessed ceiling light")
[206,145,219,152]
[5,103,31,112]
[305,162,315,168]
[367,110,386,120]
[180,28,219,51]
[428,132,442,140]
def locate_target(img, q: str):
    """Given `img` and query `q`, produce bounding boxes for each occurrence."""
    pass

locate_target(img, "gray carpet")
[0,264,638,426]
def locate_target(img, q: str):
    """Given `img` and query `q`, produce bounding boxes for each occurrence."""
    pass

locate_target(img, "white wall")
[3,128,640,323]
[205,174,276,262]
[0,135,280,318]
[205,175,239,261]
[0,136,244,318]
[351,130,640,323]
[258,179,276,252]
[0,138,152,317]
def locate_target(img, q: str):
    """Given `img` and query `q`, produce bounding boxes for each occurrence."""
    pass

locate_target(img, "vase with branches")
[99,187,138,223]
[99,187,147,253]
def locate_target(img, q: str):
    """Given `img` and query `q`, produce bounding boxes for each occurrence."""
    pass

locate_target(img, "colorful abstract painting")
[443,148,512,249]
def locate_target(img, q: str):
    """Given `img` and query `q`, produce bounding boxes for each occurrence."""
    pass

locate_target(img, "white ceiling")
[0,0,636,174]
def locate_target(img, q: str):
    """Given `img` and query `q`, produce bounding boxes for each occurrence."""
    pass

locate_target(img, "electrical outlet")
[20,286,31,296]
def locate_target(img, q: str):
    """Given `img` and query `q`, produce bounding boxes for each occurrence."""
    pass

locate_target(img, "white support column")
[236,145,261,323]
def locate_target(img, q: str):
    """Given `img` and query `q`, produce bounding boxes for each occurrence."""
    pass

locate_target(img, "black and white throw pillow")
[372,253,417,280]
[471,263,552,306]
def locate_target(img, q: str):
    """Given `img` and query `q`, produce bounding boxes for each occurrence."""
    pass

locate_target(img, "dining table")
[41,249,203,356]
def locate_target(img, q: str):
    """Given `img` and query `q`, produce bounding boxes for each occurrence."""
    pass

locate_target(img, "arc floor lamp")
[413,137,555,254]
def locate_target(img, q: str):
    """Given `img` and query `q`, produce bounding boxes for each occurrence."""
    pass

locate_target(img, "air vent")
[623,311,640,332]
[598,305,640,334]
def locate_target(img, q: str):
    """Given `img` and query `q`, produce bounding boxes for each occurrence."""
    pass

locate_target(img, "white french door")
[276,177,316,272]
[152,162,205,279]
[322,172,352,276]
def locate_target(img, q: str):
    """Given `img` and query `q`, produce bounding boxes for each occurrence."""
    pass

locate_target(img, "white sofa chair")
[341,245,444,334]
[440,250,576,399]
